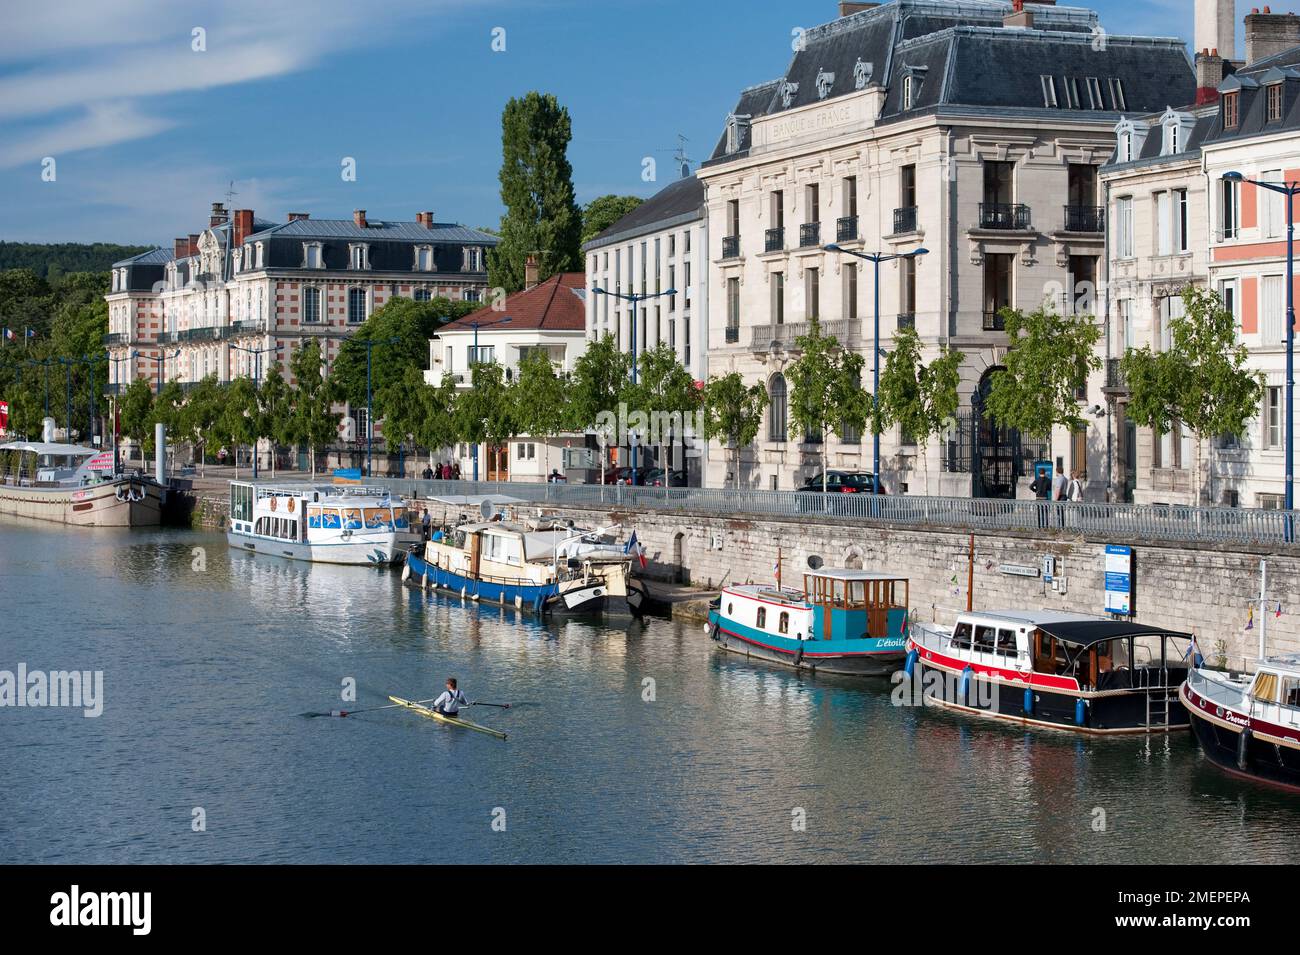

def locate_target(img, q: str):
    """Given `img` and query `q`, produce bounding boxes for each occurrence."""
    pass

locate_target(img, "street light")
[590,286,677,484]
[231,342,277,479]
[466,317,511,481]
[1224,171,1296,520]
[824,243,929,494]
[105,351,136,471]
[136,348,181,395]
[24,356,56,419]
[340,336,400,478]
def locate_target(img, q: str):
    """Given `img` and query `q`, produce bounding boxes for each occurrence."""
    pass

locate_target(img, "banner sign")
[1104,545,1133,615]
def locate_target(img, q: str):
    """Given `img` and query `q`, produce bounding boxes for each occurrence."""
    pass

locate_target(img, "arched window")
[302,286,321,324]
[348,287,367,324]
[756,607,767,629]
[768,374,788,442]
[778,611,790,634]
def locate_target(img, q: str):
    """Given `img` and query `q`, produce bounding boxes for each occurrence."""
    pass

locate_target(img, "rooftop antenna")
[224,180,238,208]
[657,135,693,179]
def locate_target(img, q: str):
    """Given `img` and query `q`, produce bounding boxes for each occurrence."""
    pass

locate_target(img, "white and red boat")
[0,440,164,526]
[904,610,1193,733]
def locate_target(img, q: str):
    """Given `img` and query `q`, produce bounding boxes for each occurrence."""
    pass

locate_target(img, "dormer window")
[902,73,922,110]
[1224,91,1240,129]
[415,245,434,271]
[1108,79,1127,111]
[303,242,323,269]
[1086,77,1104,110]
[724,113,751,154]
[1118,131,1133,162]
[349,244,369,270]
[1162,122,1178,155]
[255,243,264,268]
[1040,76,1058,109]
[1267,83,1283,122]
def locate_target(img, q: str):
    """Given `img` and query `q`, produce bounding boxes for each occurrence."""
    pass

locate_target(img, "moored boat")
[706,569,911,676]
[1181,657,1300,792]
[0,440,164,527]
[226,481,411,565]
[904,611,1193,733]
[403,515,637,616]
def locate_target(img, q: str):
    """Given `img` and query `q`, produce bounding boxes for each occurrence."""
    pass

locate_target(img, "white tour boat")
[227,481,412,565]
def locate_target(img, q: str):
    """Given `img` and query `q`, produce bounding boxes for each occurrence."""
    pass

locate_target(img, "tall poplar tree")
[488,92,582,292]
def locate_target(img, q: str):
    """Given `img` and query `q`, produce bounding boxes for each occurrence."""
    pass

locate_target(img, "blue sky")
[0,0,1212,244]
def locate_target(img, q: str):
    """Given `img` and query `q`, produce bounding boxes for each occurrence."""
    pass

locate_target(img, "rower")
[431,678,469,716]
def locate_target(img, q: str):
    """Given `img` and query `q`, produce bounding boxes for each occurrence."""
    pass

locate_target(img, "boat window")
[973,625,997,653]
[393,507,408,528]
[848,580,865,606]
[1282,677,1300,707]
[364,507,393,529]
[1131,634,1163,667]
[778,611,790,634]
[996,628,1018,656]
[342,508,363,529]
[950,622,972,650]
[307,506,323,529]
[320,509,342,529]
[1253,672,1280,703]
[756,607,767,629]
[728,603,734,615]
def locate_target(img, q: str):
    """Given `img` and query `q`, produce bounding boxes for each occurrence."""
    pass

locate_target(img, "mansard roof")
[582,175,705,252]
[245,218,498,245]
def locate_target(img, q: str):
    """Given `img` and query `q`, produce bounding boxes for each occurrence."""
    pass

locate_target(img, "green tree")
[488,91,582,292]
[118,378,155,468]
[785,317,871,491]
[568,333,630,431]
[581,195,644,244]
[702,372,768,489]
[455,362,515,481]
[985,305,1101,438]
[257,362,297,478]
[1122,286,1263,503]
[511,348,571,442]
[876,325,964,495]
[625,342,701,480]
[291,341,339,480]
[220,377,258,480]
[178,375,225,475]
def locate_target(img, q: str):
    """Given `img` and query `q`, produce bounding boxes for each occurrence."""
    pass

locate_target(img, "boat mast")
[1259,558,1268,663]
[776,543,782,591]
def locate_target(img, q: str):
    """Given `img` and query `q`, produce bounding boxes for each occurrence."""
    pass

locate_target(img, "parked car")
[795,470,885,514]
[644,467,687,487]
[603,465,654,486]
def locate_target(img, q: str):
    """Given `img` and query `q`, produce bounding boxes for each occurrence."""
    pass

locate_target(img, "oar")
[302,696,439,718]
[468,701,511,709]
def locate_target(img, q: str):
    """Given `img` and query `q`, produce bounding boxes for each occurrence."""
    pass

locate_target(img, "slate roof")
[112,247,175,267]
[706,0,1193,163]
[1101,105,1218,172]
[1203,44,1300,145]
[582,175,705,252]
[245,218,498,245]
[438,273,587,334]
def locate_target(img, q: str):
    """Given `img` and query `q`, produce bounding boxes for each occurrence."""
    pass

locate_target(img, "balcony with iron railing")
[1103,357,1128,394]
[724,325,740,344]
[837,215,859,242]
[103,332,129,346]
[978,202,1031,230]
[892,206,918,234]
[765,227,785,253]
[227,320,265,338]
[1063,205,1104,233]
[722,235,741,259]
[749,317,862,351]
[982,310,1007,331]
[799,222,821,248]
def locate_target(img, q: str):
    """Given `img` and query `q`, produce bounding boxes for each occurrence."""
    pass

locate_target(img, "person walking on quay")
[431,677,469,717]
[1051,466,1068,528]
[1029,469,1051,528]
[422,464,433,480]
[1067,471,1084,503]
[451,462,461,481]
[421,508,431,540]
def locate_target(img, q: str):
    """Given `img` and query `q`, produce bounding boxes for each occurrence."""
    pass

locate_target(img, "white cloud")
[0,103,174,169]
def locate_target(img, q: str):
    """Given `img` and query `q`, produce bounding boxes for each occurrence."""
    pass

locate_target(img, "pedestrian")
[421,508,431,540]
[1051,467,1068,527]
[1029,469,1050,529]
[422,464,433,480]
[452,462,461,481]
[1067,470,1084,502]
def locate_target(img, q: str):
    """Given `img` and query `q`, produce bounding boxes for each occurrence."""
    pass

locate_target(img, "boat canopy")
[1036,619,1191,649]
[0,441,97,457]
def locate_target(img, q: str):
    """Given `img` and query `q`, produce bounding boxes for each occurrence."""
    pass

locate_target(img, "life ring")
[270,497,278,512]
[287,498,295,513]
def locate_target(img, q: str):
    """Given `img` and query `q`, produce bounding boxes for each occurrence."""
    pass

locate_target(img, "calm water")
[2,518,1299,864]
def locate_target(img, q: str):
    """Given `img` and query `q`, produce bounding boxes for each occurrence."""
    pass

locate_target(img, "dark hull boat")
[1182,662,1300,792]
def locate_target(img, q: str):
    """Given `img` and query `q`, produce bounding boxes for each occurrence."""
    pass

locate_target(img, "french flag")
[2,328,13,341]
[625,531,646,569]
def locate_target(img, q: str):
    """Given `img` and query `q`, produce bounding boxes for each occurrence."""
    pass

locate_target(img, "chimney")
[524,254,539,290]
[353,209,367,228]
[1197,0,1238,61]
[233,209,254,247]
[416,211,435,229]
[287,212,310,221]
[838,1,878,16]
[1004,0,1033,29]
[187,234,200,257]
[1196,48,1228,103]
[209,202,228,228]
[1245,7,1300,64]
[174,238,188,259]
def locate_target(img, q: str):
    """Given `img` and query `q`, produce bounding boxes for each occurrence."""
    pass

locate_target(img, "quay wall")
[188,487,1297,669]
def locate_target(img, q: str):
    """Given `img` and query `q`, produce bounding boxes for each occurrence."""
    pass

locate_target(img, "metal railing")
[837,215,859,242]
[893,206,918,234]
[982,310,1007,331]
[1063,204,1104,232]
[898,312,916,330]
[978,202,1031,230]
[722,235,740,259]
[749,318,861,351]
[724,325,740,344]
[355,477,1300,547]
[765,227,785,252]
[799,222,821,247]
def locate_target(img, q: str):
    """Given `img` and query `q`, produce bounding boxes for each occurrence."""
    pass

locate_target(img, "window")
[1162,120,1179,156]
[1263,274,1285,344]
[1065,77,1081,109]
[302,286,321,324]
[996,629,1018,657]
[347,287,367,324]
[1224,91,1240,128]
[1175,188,1189,252]
[414,288,431,302]
[903,74,917,109]
[843,176,857,219]
[983,253,1013,320]
[900,256,916,315]
[1108,78,1127,111]
[1040,75,1058,108]
[1262,170,1286,239]
[1156,191,1172,256]
[468,344,495,365]
[756,607,767,629]
[1086,77,1104,109]
[778,611,790,635]
[1157,294,1183,351]
[726,277,740,339]
[1220,178,1238,239]
[1219,280,1237,324]
[844,262,858,319]
[1266,388,1283,449]
[950,622,973,650]
[768,374,788,442]
[983,161,1014,205]
[255,243,264,268]
[1118,298,1134,350]
[772,272,785,324]
[1118,131,1133,163]
[805,267,820,319]
[1268,83,1283,122]
[416,246,433,271]
[974,625,996,653]
[770,190,784,229]
[805,183,820,224]
[463,289,481,303]
[304,243,323,269]
[726,199,740,237]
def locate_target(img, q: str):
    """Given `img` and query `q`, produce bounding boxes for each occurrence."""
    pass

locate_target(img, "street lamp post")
[340,337,400,478]
[589,286,676,484]
[106,351,136,471]
[467,318,511,481]
[231,343,276,479]
[823,243,929,494]
[1224,172,1296,522]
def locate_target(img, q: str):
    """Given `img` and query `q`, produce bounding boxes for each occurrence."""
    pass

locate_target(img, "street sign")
[1104,544,1133,615]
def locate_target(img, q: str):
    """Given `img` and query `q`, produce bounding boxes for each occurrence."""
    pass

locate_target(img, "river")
[2,519,1298,864]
